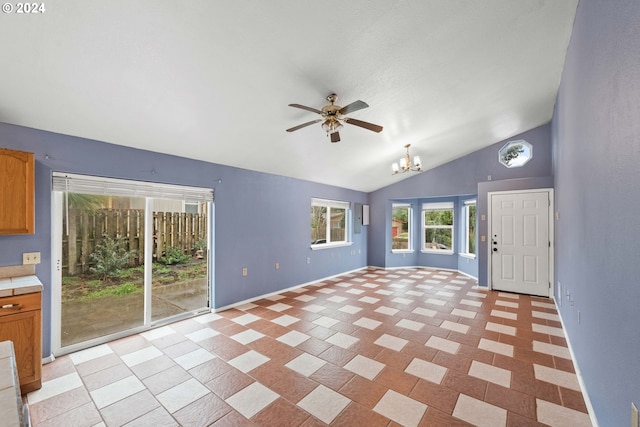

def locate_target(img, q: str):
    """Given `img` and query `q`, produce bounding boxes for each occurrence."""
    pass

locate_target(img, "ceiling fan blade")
[288,104,324,115]
[286,119,322,132]
[330,132,341,143]
[343,117,383,133]
[338,100,369,115]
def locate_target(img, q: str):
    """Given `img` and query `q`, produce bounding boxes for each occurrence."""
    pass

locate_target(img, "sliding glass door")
[52,174,212,354]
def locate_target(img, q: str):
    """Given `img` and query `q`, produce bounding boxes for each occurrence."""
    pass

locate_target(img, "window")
[499,139,533,168]
[311,198,350,247]
[391,203,412,251]
[422,202,454,253]
[462,200,477,257]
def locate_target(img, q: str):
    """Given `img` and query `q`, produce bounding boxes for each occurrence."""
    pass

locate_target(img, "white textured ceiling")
[0,1,578,192]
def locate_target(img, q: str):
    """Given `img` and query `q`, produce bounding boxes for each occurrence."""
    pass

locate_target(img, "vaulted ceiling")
[0,1,578,192]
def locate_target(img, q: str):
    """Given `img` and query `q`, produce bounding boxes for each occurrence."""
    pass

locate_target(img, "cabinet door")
[0,148,35,234]
[0,309,42,392]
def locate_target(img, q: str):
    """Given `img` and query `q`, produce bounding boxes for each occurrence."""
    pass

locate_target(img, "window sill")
[460,253,476,260]
[421,250,455,256]
[392,249,414,254]
[310,242,353,250]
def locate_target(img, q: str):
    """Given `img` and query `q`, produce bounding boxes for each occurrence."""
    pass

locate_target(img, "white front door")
[490,190,551,297]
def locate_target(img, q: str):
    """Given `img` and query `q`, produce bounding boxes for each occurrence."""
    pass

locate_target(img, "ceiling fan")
[286,94,383,143]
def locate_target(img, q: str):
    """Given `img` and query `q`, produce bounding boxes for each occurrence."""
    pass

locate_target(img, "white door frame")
[487,188,554,297]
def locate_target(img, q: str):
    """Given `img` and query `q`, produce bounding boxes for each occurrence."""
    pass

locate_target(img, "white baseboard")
[213,266,369,313]
[552,296,599,427]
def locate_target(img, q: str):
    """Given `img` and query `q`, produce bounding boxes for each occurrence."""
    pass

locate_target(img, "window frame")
[421,202,454,254]
[310,198,352,249]
[391,203,413,253]
[461,199,477,259]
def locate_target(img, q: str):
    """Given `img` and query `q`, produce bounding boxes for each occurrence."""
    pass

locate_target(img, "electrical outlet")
[23,252,41,265]
[481,235,486,242]
[632,402,638,427]
[306,257,311,264]
[242,267,248,276]
[275,262,279,270]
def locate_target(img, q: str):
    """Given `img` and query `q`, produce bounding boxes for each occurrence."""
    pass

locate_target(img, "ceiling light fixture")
[391,144,421,174]
[321,117,343,135]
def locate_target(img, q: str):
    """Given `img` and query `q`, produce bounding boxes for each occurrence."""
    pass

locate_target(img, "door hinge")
[549,241,551,247]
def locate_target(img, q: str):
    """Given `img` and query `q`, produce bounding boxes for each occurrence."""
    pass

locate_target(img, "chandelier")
[391,144,421,174]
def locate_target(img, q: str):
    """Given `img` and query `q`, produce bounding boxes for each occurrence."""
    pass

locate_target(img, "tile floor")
[27,268,592,426]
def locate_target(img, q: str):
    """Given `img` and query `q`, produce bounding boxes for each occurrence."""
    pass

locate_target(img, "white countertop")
[0,275,43,297]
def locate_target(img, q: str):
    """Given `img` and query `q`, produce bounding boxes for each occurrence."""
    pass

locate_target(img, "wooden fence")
[63,208,207,275]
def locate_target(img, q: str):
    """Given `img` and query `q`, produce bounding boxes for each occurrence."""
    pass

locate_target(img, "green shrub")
[159,246,190,265]
[89,236,132,279]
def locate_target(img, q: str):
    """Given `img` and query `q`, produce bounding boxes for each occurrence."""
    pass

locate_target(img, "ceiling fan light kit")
[392,144,421,174]
[286,94,383,143]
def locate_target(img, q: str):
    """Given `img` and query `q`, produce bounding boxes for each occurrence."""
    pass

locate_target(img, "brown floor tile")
[554,356,577,373]
[251,397,310,427]
[211,409,256,426]
[82,362,133,391]
[484,382,536,419]
[511,373,561,405]
[143,364,191,395]
[332,402,389,427]
[189,357,233,383]
[100,390,160,426]
[410,378,459,414]
[339,375,388,409]
[130,354,176,379]
[420,407,473,426]
[39,355,76,382]
[374,366,419,395]
[206,368,254,400]
[249,360,293,387]
[162,338,200,358]
[309,363,354,391]
[442,370,488,401]
[270,372,318,403]
[432,350,473,374]
[203,334,252,361]
[74,353,122,377]
[34,402,103,427]
[317,345,356,367]
[170,318,205,335]
[507,411,548,427]
[28,387,93,425]
[296,336,333,356]
[374,347,415,371]
[108,334,150,357]
[560,386,589,413]
[173,393,232,426]
[149,331,189,350]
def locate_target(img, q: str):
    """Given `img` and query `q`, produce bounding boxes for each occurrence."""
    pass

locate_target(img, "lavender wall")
[368,124,553,287]
[0,123,368,358]
[552,0,640,424]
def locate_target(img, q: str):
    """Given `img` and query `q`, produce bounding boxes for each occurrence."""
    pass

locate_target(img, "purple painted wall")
[368,124,553,287]
[0,122,368,357]
[552,0,640,424]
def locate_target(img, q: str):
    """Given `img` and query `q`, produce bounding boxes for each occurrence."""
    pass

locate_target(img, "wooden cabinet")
[0,148,35,235]
[0,291,42,394]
